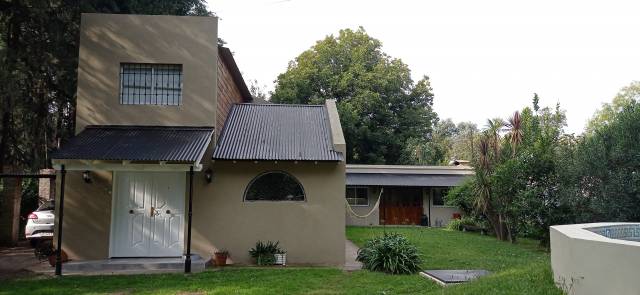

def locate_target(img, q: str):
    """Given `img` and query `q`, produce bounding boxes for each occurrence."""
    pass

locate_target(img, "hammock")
[345,188,383,218]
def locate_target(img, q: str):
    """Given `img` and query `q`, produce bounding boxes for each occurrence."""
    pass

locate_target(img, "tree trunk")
[0,170,22,246]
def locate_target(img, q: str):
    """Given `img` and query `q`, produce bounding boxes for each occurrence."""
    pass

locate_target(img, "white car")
[25,200,55,241]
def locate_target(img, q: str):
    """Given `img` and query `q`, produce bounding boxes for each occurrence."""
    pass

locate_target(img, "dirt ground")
[0,241,53,280]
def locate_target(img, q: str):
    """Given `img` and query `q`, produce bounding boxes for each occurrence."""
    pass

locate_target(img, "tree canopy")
[447,84,640,246]
[271,28,438,164]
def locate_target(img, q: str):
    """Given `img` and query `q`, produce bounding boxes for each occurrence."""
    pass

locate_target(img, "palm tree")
[505,111,523,155]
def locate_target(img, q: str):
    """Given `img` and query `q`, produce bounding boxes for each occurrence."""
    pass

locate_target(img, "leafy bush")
[356,233,422,274]
[446,216,477,231]
[445,180,476,215]
[249,241,284,266]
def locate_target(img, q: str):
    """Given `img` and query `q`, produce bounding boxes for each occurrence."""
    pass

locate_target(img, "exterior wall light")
[82,171,92,183]
[205,168,213,183]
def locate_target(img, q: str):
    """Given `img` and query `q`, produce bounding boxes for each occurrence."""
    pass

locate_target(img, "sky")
[208,0,640,134]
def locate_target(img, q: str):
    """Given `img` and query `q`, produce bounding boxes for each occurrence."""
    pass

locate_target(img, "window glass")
[432,187,450,206]
[120,63,182,105]
[346,186,369,206]
[245,171,305,201]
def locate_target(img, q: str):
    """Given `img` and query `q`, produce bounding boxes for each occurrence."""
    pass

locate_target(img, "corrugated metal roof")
[346,173,470,187]
[51,126,214,163]
[213,104,343,161]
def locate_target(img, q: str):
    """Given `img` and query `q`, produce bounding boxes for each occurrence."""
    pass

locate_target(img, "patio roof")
[51,125,214,170]
[346,164,473,187]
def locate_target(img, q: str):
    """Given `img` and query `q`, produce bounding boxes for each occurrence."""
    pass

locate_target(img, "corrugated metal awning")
[346,173,470,187]
[213,104,343,161]
[51,125,214,163]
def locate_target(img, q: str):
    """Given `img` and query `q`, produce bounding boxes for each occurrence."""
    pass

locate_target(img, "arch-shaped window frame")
[243,170,306,202]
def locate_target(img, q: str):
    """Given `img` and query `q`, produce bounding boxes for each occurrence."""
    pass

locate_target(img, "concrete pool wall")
[550,223,640,295]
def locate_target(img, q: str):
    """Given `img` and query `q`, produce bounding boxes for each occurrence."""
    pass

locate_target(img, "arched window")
[244,171,305,201]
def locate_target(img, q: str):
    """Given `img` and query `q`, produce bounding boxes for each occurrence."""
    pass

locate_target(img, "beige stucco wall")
[550,223,640,295]
[75,13,218,133]
[345,187,381,226]
[192,161,346,265]
[55,155,346,266]
[54,171,113,260]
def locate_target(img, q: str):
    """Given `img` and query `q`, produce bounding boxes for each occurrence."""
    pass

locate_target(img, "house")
[345,164,473,227]
[50,13,346,273]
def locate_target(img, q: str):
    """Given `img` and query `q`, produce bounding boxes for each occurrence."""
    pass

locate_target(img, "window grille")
[120,63,183,105]
[346,187,369,206]
[244,171,305,202]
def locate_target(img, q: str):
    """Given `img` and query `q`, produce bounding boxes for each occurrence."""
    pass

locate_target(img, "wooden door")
[380,187,423,225]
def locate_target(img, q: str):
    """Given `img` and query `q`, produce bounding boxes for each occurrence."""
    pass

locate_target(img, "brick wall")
[39,169,55,201]
[216,56,245,135]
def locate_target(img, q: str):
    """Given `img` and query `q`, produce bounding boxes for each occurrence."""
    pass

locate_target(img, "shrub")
[446,216,477,231]
[356,233,422,274]
[249,241,284,266]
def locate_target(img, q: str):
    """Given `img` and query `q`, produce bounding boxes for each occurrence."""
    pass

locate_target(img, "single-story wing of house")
[345,164,473,227]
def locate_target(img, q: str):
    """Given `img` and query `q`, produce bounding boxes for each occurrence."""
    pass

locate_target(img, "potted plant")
[249,241,284,266]
[274,249,287,266]
[214,249,229,266]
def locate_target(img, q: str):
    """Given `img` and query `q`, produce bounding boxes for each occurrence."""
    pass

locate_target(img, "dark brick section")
[216,55,245,134]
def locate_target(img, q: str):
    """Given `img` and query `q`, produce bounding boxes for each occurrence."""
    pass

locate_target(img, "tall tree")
[271,27,438,164]
[586,81,640,133]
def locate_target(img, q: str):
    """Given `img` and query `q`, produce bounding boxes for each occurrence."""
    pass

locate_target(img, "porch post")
[427,189,432,227]
[185,166,194,273]
[55,165,66,276]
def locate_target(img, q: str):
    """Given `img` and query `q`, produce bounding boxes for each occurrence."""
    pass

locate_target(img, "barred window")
[346,186,369,206]
[120,63,183,105]
[244,171,305,202]
[432,187,450,206]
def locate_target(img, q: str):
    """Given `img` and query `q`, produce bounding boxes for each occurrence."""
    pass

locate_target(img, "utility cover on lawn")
[420,270,490,286]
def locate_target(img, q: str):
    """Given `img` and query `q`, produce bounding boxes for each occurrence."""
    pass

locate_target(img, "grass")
[0,227,562,294]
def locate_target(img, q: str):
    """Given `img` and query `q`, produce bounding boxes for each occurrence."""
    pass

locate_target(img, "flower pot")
[48,250,68,267]
[214,253,228,266]
[274,253,286,266]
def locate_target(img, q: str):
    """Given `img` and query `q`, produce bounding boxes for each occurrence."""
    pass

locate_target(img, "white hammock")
[345,188,383,219]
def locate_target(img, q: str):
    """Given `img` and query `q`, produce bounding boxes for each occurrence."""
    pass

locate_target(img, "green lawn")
[0,227,562,295]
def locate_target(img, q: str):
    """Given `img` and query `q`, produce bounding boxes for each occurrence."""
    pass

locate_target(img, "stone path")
[343,239,362,271]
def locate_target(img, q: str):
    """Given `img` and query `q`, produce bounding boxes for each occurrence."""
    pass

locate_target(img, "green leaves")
[271,27,438,164]
[249,240,285,266]
[356,233,422,274]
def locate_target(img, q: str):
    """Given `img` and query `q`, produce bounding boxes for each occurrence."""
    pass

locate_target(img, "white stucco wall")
[550,223,640,295]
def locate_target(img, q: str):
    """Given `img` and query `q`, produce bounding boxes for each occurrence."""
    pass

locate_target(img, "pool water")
[587,224,640,242]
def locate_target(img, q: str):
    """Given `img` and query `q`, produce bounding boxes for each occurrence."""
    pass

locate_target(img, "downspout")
[55,165,66,276]
[185,166,194,273]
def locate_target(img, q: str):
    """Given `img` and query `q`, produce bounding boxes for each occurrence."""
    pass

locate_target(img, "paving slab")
[343,240,362,271]
[420,269,491,286]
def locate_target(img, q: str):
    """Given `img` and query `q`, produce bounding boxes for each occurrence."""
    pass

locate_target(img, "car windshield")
[37,200,55,211]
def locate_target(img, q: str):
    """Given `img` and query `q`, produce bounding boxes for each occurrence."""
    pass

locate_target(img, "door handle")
[150,206,155,217]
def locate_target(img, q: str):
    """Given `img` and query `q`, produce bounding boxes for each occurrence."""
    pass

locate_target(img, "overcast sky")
[208,0,640,134]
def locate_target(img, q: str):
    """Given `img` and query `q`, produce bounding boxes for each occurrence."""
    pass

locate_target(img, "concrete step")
[62,255,206,275]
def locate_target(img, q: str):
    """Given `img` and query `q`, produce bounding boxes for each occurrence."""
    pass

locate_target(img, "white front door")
[111,172,185,257]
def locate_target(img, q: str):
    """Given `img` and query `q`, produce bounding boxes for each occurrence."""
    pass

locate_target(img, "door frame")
[108,171,186,258]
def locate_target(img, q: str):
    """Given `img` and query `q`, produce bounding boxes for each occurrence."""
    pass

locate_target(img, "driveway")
[0,242,52,280]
